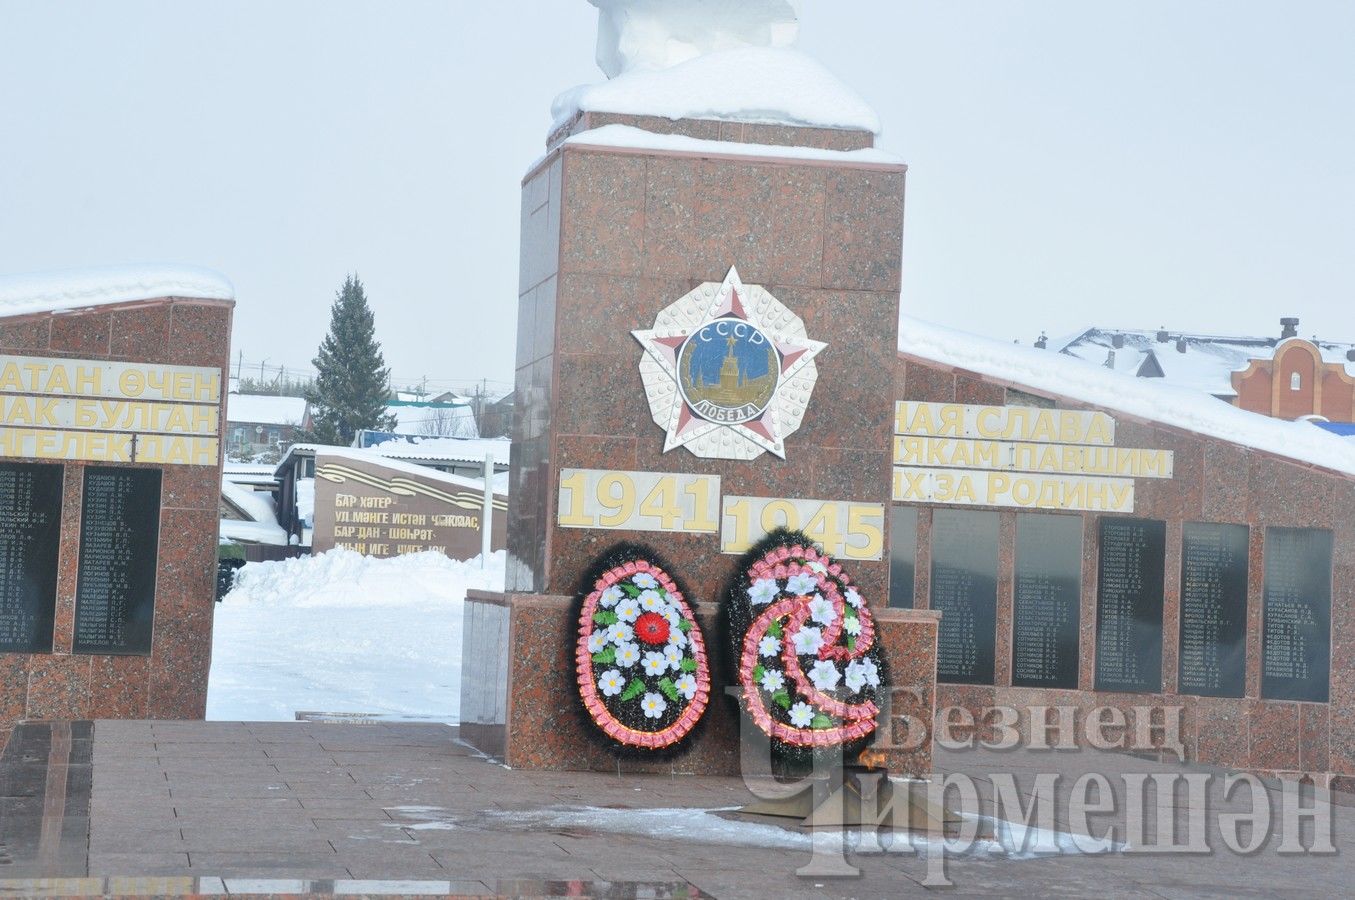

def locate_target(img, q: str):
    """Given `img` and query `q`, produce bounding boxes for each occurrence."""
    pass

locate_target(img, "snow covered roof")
[562,124,901,166]
[0,264,234,318]
[899,316,1355,479]
[226,393,308,427]
[220,479,288,546]
[1055,326,1355,398]
[553,47,879,136]
[366,436,510,468]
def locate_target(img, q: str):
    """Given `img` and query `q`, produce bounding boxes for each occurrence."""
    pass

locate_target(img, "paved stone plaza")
[0,719,1351,897]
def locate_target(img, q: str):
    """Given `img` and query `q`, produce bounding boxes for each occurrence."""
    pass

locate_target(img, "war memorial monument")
[0,0,1352,894]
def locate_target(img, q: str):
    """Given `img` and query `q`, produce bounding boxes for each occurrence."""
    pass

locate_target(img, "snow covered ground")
[206,548,505,723]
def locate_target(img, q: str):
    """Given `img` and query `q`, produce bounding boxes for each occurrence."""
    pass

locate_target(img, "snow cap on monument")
[589,0,801,77]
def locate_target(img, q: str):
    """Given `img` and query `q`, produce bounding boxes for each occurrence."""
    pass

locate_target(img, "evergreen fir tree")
[302,275,397,445]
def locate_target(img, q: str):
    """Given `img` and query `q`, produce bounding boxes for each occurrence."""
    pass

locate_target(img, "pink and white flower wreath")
[736,542,883,747]
[575,558,712,750]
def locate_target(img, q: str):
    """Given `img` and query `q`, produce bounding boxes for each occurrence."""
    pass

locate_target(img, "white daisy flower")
[843,615,862,636]
[598,669,625,697]
[661,606,682,628]
[662,644,683,669]
[788,701,815,728]
[632,572,659,589]
[785,572,817,596]
[808,659,841,691]
[845,587,862,608]
[615,598,641,622]
[807,560,827,574]
[807,594,837,626]
[638,589,665,611]
[607,622,634,644]
[674,673,698,700]
[599,586,624,608]
[846,658,880,688]
[666,628,688,649]
[844,665,867,692]
[748,578,780,605]
[614,642,641,668]
[759,668,785,692]
[791,626,824,656]
[640,691,668,718]
[587,631,609,653]
[758,635,782,658]
[642,651,668,676]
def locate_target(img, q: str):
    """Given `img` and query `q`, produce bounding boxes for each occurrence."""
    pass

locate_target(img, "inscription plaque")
[1178,522,1248,698]
[73,467,162,655]
[1261,527,1332,702]
[0,462,63,653]
[889,506,917,608]
[1012,513,1083,689]
[1094,517,1165,693]
[931,508,998,684]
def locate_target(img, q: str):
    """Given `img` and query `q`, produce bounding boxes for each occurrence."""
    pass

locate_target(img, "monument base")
[460,590,939,777]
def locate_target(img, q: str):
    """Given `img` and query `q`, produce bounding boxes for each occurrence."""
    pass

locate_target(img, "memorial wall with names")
[1261,527,1332,702]
[931,508,998,684]
[0,292,234,745]
[1012,513,1083,689]
[1178,522,1249,698]
[1094,517,1166,692]
[0,462,63,653]
[73,467,161,655]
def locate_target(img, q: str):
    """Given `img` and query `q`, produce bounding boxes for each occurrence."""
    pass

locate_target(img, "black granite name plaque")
[1178,522,1248,698]
[73,467,161,655]
[0,462,63,653]
[1094,517,1165,693]
[1261,527,1332,702]
[889,506,917,609]
[1012,513,1083,689]
[931,508,998,684]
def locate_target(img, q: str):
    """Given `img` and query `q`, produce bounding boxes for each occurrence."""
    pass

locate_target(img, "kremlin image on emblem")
[678,321,780,424]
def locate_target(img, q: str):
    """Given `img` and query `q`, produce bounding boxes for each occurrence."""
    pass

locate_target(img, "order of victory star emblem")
[632,267,826,460]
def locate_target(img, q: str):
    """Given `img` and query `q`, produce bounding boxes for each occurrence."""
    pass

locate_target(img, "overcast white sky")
[2,1,1351,395]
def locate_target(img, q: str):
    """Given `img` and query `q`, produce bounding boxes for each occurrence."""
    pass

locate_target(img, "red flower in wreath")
[633,612,671,646]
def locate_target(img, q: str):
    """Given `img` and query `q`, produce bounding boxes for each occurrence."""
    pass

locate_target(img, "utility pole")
[235,350,243,382]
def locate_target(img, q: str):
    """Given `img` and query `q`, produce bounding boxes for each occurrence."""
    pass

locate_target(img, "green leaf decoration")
[772,689,792,710]
[619,678,646,702]
[592,610,618,626]
[847,635,857,652]
[657,677,679,702]
[679,657,698,673]
[811,714,834,729]
[592,646,616,665]
[752,664,766,684]
[621,583,642,597]
[845,606,858,620]
[767,618,783,639]
[678,619,692,633]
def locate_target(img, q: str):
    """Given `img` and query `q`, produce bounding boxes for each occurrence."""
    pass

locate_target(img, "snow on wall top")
[563,124,901,165]
[589,0,801,78]
[553,46,880,135]
[0,264,234,318]
[899,315,1355,479]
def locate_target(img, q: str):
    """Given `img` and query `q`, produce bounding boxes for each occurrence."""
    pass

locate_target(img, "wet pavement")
[0,719,1351,897]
